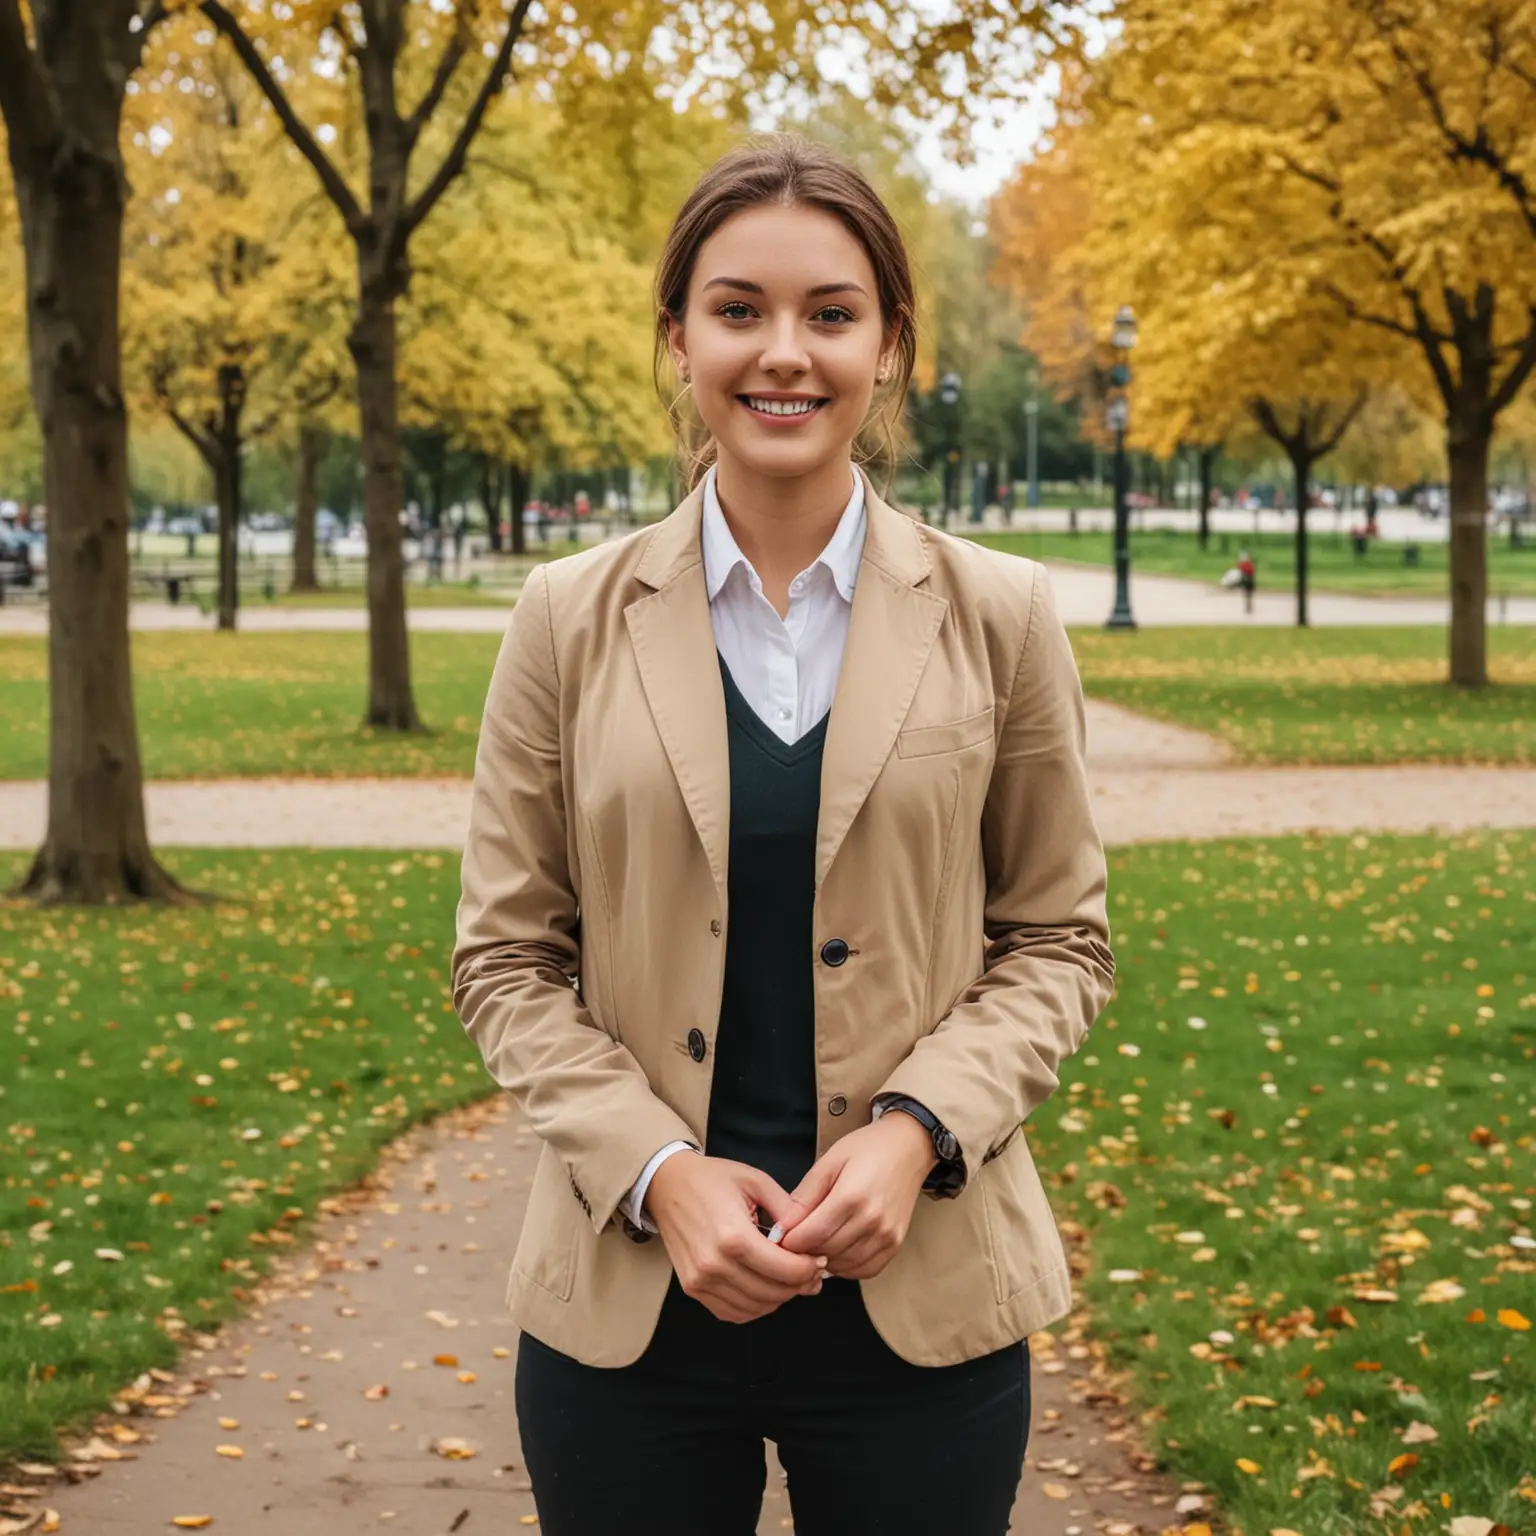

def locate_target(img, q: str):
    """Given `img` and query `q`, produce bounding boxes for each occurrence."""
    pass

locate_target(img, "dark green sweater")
[702,652,826,1195]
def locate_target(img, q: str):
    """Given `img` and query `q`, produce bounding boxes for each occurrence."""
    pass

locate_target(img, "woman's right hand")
[646,1153,827,1323]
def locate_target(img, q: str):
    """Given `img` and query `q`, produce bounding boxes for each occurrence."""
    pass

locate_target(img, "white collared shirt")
[619,463,866,1232]
[700,462,866,743]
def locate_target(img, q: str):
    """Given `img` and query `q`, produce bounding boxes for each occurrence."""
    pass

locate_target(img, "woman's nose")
[758,315,810,375]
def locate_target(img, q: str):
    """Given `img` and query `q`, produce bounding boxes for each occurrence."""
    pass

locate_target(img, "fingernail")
[815,1254,829,1269]
[766,1222,783,1244]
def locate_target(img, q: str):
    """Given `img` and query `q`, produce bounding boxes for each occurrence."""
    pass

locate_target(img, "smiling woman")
[453,132,1113,1536]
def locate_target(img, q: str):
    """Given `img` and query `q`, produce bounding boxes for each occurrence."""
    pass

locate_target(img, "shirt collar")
[701,463,866,604]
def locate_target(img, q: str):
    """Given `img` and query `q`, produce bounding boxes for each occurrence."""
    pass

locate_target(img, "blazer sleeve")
[451,562,699,1233]
[872,563,1115,1187]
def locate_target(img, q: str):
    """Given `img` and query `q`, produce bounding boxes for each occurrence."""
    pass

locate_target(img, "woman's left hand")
[773,1112,935,1279]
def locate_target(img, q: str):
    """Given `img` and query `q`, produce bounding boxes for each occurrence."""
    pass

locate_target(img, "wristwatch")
[871,1094,965,1195]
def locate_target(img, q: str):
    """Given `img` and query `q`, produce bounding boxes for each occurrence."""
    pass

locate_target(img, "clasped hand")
[646,1113,935,1324]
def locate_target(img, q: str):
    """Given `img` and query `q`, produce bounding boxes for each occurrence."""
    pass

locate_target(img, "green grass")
[0,632,503,780]
[1029,831,1535,1536]
[0,848,490,1462]
[970,527,1536,598]
[0,626,1531,781]
[1071,627,1536,765]
[263,582,521,610]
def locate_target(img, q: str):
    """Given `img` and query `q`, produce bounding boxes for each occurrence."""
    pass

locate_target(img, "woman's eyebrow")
[701,278,869,298]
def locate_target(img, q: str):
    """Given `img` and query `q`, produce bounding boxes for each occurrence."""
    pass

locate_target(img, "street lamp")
[938,371,963,520]
[1105,304,1138,631]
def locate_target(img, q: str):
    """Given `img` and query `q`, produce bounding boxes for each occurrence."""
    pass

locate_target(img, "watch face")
[936,1129,959,1163]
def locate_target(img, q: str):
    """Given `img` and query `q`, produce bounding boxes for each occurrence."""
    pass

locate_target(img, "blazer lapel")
[816,473,948,889]
[625,484,731,903]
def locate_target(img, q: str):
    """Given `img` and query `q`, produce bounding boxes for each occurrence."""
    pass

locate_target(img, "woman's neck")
[712,452,857,600]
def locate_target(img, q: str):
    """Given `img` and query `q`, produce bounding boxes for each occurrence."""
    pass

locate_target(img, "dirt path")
[25,1099,1189,1536]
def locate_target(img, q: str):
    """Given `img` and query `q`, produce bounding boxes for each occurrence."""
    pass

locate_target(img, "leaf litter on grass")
[0,848,493,1462]
[1030,832,1535,1536]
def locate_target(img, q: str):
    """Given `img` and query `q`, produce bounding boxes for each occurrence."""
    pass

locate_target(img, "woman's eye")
[814,306,855,324]
[717,301,754,320]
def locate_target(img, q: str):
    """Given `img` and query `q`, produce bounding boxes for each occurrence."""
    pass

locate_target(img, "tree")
[0,1,190,904]
[123,20,348,629]
[1247,394,1365,626]
[1083,0,1536,686]
[198,0,1084,728]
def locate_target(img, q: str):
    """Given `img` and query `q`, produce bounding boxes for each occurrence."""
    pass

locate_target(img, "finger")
[825,1232,894,1278]
[770,1158,841,1241]
[735,1231,824,1287]
[779,1193,862,1257]
[732,1165,797,1228]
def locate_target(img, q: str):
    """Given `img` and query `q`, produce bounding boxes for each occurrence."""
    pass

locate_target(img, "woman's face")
[668,202,895,482]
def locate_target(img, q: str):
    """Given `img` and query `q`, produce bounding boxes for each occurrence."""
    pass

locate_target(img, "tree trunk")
[1197,446,1217,549]
[291,423,321,591]
[349,293,420,730]
[11,133,186,903]
[213,446,240,631]
[508,460,528,555]
[1447,405,1490,688]
[481,453,503,554]
[1291,449,1313,629]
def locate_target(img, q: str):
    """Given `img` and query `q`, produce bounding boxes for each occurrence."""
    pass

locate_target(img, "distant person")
[1237,549,1256,613]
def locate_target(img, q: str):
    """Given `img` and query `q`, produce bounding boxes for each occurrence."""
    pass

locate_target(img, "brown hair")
[653,133,918,494]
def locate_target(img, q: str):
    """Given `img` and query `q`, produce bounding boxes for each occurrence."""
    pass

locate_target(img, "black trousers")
[515,1271,1030,1535]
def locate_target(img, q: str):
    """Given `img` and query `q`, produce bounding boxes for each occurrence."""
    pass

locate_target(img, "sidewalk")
[2,561,1532,634]
[27,1099,1187,1536]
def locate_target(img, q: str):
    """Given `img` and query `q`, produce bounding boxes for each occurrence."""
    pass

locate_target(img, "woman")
[452,135,1114,1535]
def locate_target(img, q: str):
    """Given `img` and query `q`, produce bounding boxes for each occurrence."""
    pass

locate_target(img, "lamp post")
[1105,305,1138,631]
[938,371,963,520]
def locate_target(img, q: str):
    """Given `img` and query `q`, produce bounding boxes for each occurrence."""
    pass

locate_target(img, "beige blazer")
[452,468,1114,1368]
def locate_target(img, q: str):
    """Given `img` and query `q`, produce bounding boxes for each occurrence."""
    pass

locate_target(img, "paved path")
[3,701,1533,852]
[2,561,1532,634]
[29,1100,1186,1536]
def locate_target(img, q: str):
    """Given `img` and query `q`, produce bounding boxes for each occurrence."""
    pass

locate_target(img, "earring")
[678,364,690,383]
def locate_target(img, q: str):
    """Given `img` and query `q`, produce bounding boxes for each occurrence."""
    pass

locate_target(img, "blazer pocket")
[896,706,995,759]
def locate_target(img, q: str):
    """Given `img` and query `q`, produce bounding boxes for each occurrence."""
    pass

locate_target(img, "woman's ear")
[664,313,689,382]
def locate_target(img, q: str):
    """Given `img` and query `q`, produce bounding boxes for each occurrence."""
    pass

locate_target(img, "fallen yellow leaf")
[1041,1482,1069,1499]
[1236,1457,1261,1474]
[362,1384,389,1401]
[172,1521,215,1531]
[41,1515,61,1534]
[217,1418,238,1431]
[1496,1308,1530,1331]
[1269,1529,1304,1536]
[518,1518,538,1527]
[457,1371,477,1384]
[492,1347,510,1359]
[433,1354,459,1368]
[431,1438,476,1461]
[214,1445,243,1459]
[1388,1452,1420,1476]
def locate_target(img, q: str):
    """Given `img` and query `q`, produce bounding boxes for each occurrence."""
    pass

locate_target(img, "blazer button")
[828,1094,847,1116]
[819,937,849,967]
[687,1028,707,1063]
[710,919,722,937]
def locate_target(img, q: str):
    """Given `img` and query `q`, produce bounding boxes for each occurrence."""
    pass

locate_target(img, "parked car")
[0,525,38,588]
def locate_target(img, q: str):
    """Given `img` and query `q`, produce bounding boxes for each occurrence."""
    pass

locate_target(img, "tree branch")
[1316,389,1368,457]
[403,8,471,152]
[403,0,533,236]
[1246,395,1294,453]
[200,0,366,236]
[1489,314,1536,417]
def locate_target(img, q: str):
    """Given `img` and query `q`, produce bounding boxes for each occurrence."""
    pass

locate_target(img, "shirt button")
[828,1094,848,1116]
[819,938,849,966]
[687,1028,707,1063]
[776,707,792,721]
